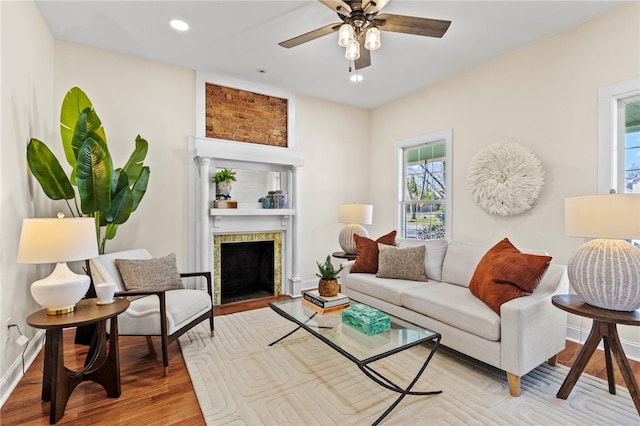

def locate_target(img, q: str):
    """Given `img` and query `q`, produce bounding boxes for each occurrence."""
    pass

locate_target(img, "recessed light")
[169,19,189,32]
[350,74,363,83]
[256,69,267,74]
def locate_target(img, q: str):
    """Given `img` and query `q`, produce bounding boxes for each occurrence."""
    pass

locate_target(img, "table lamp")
[17,216,99,315]
[338,203,373,255]
[565,194,640,311]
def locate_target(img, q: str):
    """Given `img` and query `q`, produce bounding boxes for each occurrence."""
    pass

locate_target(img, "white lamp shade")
[17,217,99,263]
[565,194,640,239]
[338,204,373,225]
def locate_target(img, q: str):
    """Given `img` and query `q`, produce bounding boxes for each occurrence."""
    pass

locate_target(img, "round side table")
[551,294,639,415]
[27,298,130,424]
[332,251,357,261]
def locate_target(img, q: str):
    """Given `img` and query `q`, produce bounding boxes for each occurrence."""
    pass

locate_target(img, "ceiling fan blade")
[375,14,451,38]
[319,0,352,17]
[355,39,371,70]
[362,0,390,14]
[279,23,341,48]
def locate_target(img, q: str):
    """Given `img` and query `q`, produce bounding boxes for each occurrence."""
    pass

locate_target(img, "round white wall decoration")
[466,141,544,216]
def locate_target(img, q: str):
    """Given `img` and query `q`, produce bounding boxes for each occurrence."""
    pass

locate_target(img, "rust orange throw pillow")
[469,238,552,314]
[349,231,397,273]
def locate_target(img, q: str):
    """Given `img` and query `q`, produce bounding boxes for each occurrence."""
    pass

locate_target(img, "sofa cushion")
[115,253,184,292]
[441,241,490,287]
[345,273,425,306]
[469,238,552,314]
[377,244,428,281]
[398,239,448,281]
[89,249,152,292]
[350,231,396,273]
[402,282,501,341]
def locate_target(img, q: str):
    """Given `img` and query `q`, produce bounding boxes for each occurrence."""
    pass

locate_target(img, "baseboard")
[565,323,639,362]
[0,330,45,408]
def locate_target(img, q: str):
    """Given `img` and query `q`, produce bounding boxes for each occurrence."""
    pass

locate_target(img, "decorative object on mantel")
[212,168,236,200]
[338,203,373,254]
[565,193,640,311]
[213,200,238,209]
[466,141,544,216]
[259,190,287,209]
[316,255,344,297]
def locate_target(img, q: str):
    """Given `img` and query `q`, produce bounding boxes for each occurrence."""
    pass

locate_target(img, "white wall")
[368,3,639,347]
[295,95,371,277]
[0,0,54,404]
[53,42,196,264]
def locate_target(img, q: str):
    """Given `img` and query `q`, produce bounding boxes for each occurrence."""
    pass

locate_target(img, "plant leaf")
[60,87,93,169]
[111,168,129,197]
[131,166,150,211]
[76,138,112,213]
[107,186,133,224]
[71,107,106,163]
[105,223,119,241]
[123,135,148,184]
[26,138,75,200]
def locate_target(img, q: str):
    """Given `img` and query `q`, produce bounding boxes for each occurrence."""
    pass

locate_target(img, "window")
[396,129,452,240]
[598,79,640,194]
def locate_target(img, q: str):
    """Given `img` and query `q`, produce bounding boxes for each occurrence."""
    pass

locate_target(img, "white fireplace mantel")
[187,136,304,298]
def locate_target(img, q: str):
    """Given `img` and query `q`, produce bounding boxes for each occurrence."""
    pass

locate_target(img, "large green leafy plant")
[27,87,150,254]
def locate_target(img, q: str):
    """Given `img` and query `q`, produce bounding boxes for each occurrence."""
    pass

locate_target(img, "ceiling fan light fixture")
[364,27,381,50]
[338,24,356,47]
[345,40,360,61]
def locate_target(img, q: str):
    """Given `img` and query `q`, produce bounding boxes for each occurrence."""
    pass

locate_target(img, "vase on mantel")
[216,181,232,200]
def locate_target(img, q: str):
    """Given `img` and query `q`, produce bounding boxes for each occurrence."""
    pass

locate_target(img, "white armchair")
[89,249,213,376]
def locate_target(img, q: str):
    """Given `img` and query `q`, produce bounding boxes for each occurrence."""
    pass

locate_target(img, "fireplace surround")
[187,136,303,304]
[214,232,282,305]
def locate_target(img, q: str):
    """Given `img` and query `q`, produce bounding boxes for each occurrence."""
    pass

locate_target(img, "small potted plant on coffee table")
[315,255,345,297]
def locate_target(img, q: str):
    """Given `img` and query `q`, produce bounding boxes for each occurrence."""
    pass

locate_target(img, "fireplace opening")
[220,241,274,304]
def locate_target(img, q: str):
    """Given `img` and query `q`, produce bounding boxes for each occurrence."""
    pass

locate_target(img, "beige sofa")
[339,239,569,396]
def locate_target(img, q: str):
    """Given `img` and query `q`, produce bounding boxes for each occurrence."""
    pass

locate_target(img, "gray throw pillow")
[115,253,184,291]
[376,244,428,282]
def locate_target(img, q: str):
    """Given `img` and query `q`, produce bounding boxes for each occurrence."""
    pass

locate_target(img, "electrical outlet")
[16,335,28,346]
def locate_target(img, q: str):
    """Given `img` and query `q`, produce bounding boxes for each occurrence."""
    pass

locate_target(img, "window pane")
[623,97,640,193]
[401,140,446,240]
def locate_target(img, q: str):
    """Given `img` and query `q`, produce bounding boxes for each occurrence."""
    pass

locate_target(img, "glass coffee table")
[268,299,441,425]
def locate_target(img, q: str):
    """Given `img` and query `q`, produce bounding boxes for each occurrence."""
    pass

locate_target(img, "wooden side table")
[332,251,357,261]
[551,294,639,414]
[27,298,130,424]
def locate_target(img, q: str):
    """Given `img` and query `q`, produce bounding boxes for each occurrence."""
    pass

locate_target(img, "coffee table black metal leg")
[361,338,442,425]
[268,311,333,346]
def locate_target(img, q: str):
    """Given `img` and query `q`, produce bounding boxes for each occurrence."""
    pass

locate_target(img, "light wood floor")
[1,295,638,425]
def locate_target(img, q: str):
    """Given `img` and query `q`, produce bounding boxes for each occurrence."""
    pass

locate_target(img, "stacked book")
[302,290,349,314]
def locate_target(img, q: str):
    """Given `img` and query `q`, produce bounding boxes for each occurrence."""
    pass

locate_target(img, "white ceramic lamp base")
[339,224,369,255]
[567,239,640,312]
[31,262,91,315]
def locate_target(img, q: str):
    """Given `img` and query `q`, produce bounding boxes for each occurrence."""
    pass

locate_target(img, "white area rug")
[179,308,638,425]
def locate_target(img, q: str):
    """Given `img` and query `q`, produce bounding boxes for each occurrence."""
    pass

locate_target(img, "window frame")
[395,129,453,241]
[597,79,640,194]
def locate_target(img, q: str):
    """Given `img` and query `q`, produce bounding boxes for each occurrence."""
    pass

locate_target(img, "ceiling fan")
[279,0,451,70]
